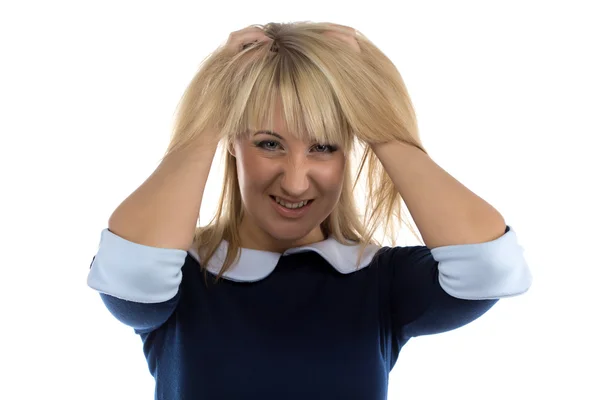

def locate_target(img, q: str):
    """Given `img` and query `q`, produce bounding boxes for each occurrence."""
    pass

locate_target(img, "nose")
[280,157,310,198]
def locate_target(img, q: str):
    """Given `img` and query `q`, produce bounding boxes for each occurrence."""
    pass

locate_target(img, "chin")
[263,221,317,243]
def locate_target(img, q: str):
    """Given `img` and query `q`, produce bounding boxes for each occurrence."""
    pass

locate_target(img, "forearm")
[373,141,506,248]
[109,140,218,251]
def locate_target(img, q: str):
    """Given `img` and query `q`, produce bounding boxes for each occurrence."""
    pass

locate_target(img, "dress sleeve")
[385,225,532,339]
[87,229,188,334]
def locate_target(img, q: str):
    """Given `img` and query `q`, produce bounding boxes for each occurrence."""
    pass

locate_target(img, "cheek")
[314,159,345,195]
[236,151,276,192]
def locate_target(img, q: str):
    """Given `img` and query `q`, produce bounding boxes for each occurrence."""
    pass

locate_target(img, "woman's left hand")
[321,23,361,53]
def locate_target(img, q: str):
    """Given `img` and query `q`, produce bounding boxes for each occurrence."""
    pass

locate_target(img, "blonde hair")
[160,22,427,278]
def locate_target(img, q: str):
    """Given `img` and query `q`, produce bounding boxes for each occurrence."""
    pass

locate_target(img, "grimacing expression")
[231,114,346,245]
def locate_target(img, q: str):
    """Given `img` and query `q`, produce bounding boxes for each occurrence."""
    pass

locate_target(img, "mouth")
[270,195,313,209]
[269,195,314,218]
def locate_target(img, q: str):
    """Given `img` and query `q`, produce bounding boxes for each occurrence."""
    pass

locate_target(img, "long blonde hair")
[160,22,427,278]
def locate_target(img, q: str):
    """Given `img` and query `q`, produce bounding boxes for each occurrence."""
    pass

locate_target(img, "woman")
[87,22,532,399]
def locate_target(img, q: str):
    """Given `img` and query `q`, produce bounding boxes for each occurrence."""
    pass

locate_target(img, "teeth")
[275,197,309,209]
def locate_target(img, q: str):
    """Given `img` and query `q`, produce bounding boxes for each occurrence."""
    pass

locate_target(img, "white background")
[1,1,598,399]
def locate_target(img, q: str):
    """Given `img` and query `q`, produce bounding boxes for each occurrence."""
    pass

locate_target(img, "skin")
[231,24,506,251]
[231,103,346,253]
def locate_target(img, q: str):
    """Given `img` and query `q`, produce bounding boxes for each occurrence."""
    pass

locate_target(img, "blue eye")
[312,144,337,153]
[255,140,281,151]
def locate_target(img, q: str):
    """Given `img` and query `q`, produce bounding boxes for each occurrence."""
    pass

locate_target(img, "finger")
[229,26,266,42]
[229,29,270,50]
[323,30,360,53]
[320,22,357,35]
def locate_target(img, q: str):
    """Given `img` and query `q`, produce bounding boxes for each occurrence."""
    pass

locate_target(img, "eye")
[311,144,337,153]
[255,140,281,151]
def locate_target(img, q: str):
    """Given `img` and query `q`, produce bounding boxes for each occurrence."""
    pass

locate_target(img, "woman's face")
[232,108,346,250]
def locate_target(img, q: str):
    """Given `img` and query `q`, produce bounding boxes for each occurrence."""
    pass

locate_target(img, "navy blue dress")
[88,225,531,399]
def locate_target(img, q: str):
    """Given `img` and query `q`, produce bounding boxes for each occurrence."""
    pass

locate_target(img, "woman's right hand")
[224,25,272,53]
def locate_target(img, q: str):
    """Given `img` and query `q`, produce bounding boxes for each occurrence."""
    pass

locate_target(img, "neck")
[238,216,325,253]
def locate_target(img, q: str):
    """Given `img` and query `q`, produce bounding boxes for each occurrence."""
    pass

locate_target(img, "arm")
[108,141,218,251]
[87,26,272,332]
[373,142,531,338]
[372,141,506,248]
[318,25,531,335]
[105,23,271,250]
[381,244,498,341]
[87,142,217,333]
[382,224,529,341]
[316,23,505,247]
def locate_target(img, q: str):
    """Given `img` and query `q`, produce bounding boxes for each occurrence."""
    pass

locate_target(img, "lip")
[269,195,313,219]
[272,195,311,203]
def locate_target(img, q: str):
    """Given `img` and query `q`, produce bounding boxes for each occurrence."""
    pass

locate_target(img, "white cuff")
[430,226,533,300]
[87,229,187,303]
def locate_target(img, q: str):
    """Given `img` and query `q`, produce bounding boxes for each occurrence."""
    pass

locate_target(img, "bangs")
[225,47,353,151]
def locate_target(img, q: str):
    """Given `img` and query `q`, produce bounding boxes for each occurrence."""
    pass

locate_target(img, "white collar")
[187,238,381,282]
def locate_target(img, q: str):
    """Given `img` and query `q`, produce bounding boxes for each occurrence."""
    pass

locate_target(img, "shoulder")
[368,244,437,277]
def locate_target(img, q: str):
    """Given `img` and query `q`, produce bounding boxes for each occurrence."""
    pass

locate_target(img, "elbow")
[432,225,533,300]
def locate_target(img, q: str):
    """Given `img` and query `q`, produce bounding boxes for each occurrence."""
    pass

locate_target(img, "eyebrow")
[254,130,284,140]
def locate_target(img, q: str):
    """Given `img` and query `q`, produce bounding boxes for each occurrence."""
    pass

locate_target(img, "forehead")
[224,47,355,151]
[236,86,353,152]
[261,100,288,132]
[240,101,299,140]
[248,100,341,146]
